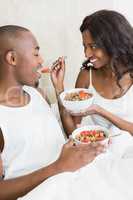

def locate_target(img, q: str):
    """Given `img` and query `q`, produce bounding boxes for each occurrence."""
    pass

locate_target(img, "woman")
[52,10,133,138]
[71,9,133,135]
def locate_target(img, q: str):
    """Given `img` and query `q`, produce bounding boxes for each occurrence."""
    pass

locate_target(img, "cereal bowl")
[60,88,94,113]
[71,125,111,145]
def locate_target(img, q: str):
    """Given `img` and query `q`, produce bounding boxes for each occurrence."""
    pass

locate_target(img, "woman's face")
[82,30,111,69]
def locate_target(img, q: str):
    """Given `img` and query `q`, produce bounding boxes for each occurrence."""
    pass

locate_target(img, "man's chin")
[34,81,39,88]
[25,81,39,88]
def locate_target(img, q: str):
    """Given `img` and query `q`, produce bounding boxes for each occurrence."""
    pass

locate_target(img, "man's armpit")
[37,88,51,105]
[0,128,4,153]
[0,154,3,179]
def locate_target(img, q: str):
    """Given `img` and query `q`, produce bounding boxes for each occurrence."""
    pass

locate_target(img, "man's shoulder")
[23,86,51,105]
[36,87,45,98]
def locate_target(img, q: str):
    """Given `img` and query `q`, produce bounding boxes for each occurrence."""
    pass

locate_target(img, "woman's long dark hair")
[80,10,133,81]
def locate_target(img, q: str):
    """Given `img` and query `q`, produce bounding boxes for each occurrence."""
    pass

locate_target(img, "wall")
[0,0,132,102]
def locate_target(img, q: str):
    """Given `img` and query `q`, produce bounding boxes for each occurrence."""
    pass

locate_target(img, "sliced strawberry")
[41,67,50,73]
[79,91,88,98]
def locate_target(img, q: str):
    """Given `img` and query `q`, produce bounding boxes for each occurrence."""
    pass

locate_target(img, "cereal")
[64,90,92,101]
[75,130,106,143]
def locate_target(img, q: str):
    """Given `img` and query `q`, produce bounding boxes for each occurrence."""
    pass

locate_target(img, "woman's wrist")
[97,106,110,120]
[55,86,64,96]
[95,105,105,116]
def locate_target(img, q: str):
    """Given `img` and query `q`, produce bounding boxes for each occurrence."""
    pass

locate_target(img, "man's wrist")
[53,159,66,173]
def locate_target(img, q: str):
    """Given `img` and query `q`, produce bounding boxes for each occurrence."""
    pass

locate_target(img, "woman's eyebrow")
[83,42,96,46]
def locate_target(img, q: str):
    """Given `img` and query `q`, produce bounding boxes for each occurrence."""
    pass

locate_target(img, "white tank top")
[81,68,133,128]
[0,86,65,179]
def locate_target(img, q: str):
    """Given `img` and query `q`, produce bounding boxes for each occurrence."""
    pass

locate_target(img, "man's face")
[14,31,43,87]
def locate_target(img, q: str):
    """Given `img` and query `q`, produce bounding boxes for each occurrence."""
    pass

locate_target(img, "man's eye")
[83,46,87,50]
[34,54,39,56]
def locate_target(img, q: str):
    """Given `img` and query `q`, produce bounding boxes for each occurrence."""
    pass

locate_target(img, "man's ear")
[5,50,17,66]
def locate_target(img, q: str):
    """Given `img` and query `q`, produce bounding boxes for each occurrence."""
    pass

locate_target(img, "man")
[0,25,104,200]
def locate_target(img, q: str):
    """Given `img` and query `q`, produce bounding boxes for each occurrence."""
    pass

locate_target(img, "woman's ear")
[5,50,17,66]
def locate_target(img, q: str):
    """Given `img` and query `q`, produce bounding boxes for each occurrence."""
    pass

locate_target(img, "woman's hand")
[68,104,103,117]
[50,57,65,94]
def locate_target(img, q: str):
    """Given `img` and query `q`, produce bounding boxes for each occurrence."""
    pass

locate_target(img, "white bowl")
[71,125,111,145]
[60,88,94,113]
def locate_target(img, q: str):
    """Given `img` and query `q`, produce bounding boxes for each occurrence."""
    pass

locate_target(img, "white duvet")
[21,128,133,200]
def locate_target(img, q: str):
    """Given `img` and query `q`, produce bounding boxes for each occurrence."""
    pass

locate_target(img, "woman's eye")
[90,44,98,49]
[34,54,39,56]
[83,43,98,50]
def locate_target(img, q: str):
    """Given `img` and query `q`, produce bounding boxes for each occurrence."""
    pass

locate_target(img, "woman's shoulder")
[75,68,90,88]
[75,67,99,88]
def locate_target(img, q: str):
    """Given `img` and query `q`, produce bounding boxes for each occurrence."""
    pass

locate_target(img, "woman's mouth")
[90,58,97,64]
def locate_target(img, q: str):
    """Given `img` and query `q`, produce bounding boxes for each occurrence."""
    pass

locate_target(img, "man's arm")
[0,155,3,179]
[0,136,104,200]
[0,129,4,179]
[0,86,105,200]
[0,160,62,200]
[0,128,64,200]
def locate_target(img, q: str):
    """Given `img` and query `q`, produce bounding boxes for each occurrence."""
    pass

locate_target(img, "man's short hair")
[0,25,29,36]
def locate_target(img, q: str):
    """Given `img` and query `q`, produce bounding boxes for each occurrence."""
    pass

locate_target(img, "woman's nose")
[85,47,93,58]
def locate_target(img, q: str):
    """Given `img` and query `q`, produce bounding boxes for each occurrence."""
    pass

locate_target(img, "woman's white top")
[0,86,65,179]
[81,68,133,128]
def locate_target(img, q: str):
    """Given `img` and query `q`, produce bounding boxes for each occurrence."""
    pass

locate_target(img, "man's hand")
[56,139,105,172]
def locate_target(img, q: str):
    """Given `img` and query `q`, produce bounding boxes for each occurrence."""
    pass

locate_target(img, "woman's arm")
[50,58,82,137]
[74,104,133,135]
[96,105,133,135]
[75,69,133,135]
[57,68,92,136]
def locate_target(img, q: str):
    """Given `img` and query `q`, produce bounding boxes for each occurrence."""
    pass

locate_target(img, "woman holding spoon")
[51,10,133,145]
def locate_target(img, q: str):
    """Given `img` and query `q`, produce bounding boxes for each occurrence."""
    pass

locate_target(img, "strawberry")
[40,67,50,73]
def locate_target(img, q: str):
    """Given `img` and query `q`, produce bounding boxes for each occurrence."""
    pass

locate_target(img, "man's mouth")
[32,66,42,78]
[37,67,50,74]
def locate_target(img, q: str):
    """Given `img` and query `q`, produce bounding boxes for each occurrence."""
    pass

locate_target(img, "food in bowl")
[60,88,94,113]
[72,125,110,145]
[75,130,106,143]
[64,90,93,101]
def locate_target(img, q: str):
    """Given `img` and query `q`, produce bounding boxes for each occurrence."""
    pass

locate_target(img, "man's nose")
[38,55,44,65]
